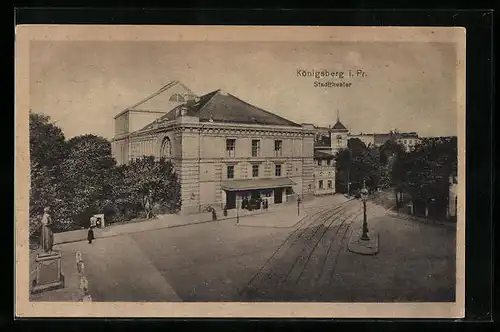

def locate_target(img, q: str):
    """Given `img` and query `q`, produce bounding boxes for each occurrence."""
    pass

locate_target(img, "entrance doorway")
[274,188,284,204]
[226,191,236,209]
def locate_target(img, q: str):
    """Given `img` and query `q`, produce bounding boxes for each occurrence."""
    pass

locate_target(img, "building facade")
[112,83,315,214]
[447,174,458,220]
[311,116,345,197]
[112,81,197,165]
[313,151,336,196]
[348,133,375,147]
[395,132,420,152]
[348,131,421,151]
[313,114,350,156]
[329,118,349,155]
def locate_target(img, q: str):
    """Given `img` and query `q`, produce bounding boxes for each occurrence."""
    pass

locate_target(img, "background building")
[112,83,316,214]
[395,132,420,152]
[313,150,336,196]
[348,133,375,148]
[447,174,458,220]
[348,131,421,151]
[329,114,349,155]
[313,112,349,156]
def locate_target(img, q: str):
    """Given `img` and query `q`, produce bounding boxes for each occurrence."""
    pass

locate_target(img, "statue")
[143,190,153,219]
[32,206,65,294]
[40,207,54,253]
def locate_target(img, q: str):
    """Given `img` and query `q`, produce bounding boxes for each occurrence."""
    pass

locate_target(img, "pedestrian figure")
[211,207,217,221]
[40,207,54,253]
[88,216,96,244]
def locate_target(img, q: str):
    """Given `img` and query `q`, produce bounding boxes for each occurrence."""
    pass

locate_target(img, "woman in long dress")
[40,207,53,253]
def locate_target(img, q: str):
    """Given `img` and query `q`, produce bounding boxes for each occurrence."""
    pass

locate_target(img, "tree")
[335,139,383,194]
[335,148,351,194]
[29,112,67,168]
[121,156,181,218]
[403,137,457,218]
[380,140,407,208]
[379,139,406,166]
[59,134,118,228]
[29,112,69,237]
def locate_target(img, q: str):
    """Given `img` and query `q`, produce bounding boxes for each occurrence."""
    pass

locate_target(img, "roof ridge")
[194,89,221,115]
[127,80,179,110]
[226,93,301,127]
[176,82,197,98]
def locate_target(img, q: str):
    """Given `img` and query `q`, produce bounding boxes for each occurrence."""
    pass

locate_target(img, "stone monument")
[31,207,65,294]
[31,251,65,294]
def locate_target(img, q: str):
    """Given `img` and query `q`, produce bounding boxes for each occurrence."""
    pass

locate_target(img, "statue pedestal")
[31,251,65,294]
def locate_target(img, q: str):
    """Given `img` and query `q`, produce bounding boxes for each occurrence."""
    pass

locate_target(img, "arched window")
[161,137,172,159]
[169,93,185,103]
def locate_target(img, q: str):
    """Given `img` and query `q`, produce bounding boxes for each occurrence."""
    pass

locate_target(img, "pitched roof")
[142,89,301,129]
[331,120,348,131]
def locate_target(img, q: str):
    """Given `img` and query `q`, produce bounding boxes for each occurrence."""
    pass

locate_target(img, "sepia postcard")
[15,25,466,318]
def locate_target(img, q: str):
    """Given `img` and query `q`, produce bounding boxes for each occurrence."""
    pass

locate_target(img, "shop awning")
[221,178,297,191]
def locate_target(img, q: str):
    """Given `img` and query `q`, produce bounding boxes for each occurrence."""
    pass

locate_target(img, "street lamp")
[360,186,370,241]
[236,196,240,225]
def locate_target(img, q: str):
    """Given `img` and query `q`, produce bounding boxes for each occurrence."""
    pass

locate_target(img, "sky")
[30,41,458,140]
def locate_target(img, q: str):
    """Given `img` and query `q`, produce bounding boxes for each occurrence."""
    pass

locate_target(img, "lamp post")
[360,186,370,241]
[347,148,352,196]
[236,196,240,225]
[297,195,301,216]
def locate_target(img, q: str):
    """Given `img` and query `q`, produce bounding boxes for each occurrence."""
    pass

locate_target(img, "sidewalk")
[54,198,334,245]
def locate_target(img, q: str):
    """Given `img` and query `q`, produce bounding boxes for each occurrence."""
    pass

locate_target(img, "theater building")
[111,82,315,214]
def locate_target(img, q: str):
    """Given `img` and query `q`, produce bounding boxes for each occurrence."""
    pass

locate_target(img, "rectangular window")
[226,139,235,157]
[252,165,259,177]
[227,166,234,179]
[274,140,282,156]
[275,164,282,177]
[319,180,324,189]
[326,159,331,166]
[327,180,332,189]
[317,159,321,166]
[252,140,260,157]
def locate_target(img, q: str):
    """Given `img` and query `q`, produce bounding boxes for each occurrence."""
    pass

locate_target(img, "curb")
[54,208,298,246]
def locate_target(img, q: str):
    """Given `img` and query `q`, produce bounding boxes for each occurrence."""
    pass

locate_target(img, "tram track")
[239,198,361,300]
